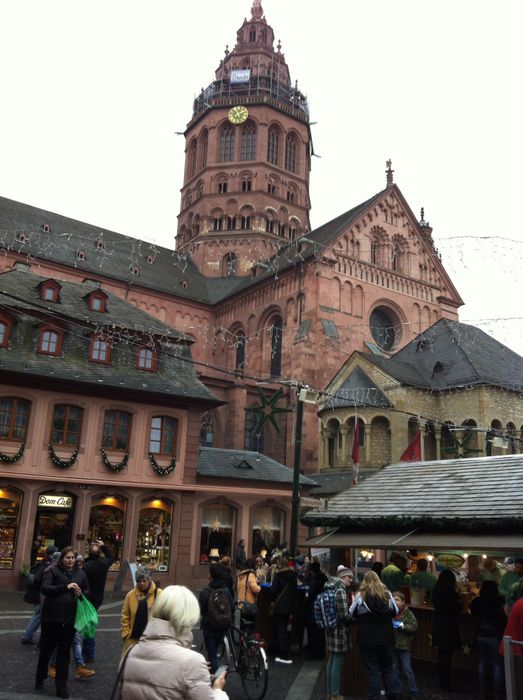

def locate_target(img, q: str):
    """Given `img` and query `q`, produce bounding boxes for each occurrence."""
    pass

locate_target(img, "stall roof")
[301,529,523,553]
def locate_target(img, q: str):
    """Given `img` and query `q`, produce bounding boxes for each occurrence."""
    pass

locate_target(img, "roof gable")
[322,365,393,410]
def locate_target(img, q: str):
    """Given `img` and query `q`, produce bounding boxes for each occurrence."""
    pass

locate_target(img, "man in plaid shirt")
[325,567,355,700]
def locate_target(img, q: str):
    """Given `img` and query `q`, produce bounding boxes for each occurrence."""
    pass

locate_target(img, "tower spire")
[251,0,264,20]
[386,159,394,187]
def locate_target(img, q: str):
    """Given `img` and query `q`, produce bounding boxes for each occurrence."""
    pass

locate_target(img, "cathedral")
[2,0,520,587]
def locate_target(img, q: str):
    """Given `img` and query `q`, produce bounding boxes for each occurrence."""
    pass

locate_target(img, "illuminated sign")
[230,69,250,84]
[436,553,465,569]
[38,494,73,509]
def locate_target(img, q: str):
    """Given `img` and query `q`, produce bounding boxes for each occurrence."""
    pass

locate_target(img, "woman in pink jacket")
[116,585,228,699]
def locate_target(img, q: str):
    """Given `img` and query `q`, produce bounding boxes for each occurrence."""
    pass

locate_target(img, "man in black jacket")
[82,540,114,663]
[21,545,58,644]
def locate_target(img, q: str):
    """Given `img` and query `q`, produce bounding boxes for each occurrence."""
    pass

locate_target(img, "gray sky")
[1,0,522,354]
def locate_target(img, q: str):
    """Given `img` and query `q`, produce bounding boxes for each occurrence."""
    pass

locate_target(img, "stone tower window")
[227,216,236,230]
[189,138,197,178]
[270,316,283,378]
[223,253,237,277]
[241,122,257,161]
[200,130,208,168]
[240,216,252,230]
[213,217,223,232]
[241,178,252,192]
[219,125,235,162]
[285,134,298,173]
[217,179,228,194]
[249,29,256,42]
[267,127,279,165]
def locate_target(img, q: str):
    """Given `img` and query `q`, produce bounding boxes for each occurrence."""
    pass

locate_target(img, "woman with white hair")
[116,585,228,699]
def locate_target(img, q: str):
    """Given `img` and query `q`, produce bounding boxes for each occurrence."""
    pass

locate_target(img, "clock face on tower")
[228,105,249,125]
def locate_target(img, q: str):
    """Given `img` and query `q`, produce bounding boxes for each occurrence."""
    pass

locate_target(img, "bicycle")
[220,623,268,700]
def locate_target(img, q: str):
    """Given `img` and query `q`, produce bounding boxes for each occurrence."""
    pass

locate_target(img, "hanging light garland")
[99,446,129,473]
[148,453,176,477]
[0,443,25,464]
[48,443,78,469]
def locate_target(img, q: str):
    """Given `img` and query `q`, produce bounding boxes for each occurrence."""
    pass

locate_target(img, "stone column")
[435,429,441,460]
[339,426,349,468]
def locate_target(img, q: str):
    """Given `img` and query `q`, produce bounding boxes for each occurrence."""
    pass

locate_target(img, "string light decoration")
[148,453,176,477]
[48,443,78,469]
[99,446,129,473]
[0,443,25,464]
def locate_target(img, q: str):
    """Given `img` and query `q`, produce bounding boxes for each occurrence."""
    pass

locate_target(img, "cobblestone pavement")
[0,592,304,699]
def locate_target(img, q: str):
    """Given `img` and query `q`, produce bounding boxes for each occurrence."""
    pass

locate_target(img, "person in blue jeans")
[324,567,354,699]
[392,591,418,699]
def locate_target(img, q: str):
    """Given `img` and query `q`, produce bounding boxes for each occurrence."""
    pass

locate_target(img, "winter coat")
[119,617,228,699]
[409,570,437,595]
[40,564,89,625]
[83,545,114,609]
[431,586,462,650]
[499,571,522,598]
[393,607,418,651]
[470,594,507,641]
[198,579,234,631]
[121,581,161,653]
[236,569,261,605]
[215,564,235,600]
[349,590,398,647]
[500,598,523,656]
[325,579,353,653]
[270,567,297,616]
[381,563,406,593]
[23,556,54,605]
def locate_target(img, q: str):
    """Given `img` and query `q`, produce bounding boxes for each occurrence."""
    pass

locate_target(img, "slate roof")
[197,447,317,486]
[307,468,381,497]
[322,366,393,410]
[302,454,523,531]
[0,268,220,404]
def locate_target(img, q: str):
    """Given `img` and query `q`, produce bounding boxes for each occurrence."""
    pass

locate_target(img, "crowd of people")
[20,539,523,700]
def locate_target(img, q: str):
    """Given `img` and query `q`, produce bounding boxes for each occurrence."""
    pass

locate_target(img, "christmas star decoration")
[245,387,294,434]
[461,643,471,656]
[441,431,483,458]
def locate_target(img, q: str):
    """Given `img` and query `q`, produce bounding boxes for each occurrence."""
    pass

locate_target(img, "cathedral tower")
[176,0,311,277]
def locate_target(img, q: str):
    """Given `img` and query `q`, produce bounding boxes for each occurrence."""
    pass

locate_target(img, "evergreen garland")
[48,443,78,469]
[100,446,129,473]
[148,452,176,476]
[0,443,25,464]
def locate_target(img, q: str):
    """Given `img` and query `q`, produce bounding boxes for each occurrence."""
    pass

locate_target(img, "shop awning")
[302,529,523,553]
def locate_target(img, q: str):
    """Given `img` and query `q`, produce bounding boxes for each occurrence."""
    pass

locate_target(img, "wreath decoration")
[48,443,78,469]
[100,446,129,473]
[0,443,25,464]
[148,453,176,477]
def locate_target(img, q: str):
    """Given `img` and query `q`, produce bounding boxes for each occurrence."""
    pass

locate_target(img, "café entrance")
[31,492,76,563]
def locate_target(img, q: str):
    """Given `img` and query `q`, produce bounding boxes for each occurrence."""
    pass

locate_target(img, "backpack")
[314,587,339,630]
[23,561,45,605]
[206,587,232,631]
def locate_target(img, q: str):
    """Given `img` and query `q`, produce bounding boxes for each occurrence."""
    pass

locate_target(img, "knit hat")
[51,551,61,561]
[337,567,354,579]
[76,554,84,562]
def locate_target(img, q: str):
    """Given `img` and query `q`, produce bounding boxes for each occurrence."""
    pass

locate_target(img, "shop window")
[199,411,214,447]
[137,347,158,371]
[0,319,10,347]
[89,337,111,364]
[136,498,173,571]
[50,404,83,447]
[102,410,131,451]
[252,506,284,555]
[0,397,30,441]
[0,487,22,569]
[38,328,63,355]
[88,495,126,571]
[199,503,236,564]
[149,416,178,455]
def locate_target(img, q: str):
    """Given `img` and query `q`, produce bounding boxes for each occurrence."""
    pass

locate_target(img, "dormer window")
[40,280,61,303]
[38,328,63,356]
[16,232,28,244]
[137,347,158,371]
[87,291,107,313]
[130,265,140,276]
[89,336,111,364]
[95,238,105,250]
[76,250,86,261]
[42,224,51,233]
[146,255,155,264]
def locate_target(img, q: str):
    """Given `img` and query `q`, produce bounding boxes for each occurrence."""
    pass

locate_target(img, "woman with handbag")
[35,546,89,699]
[236,558,261,630]
[270,556,297,664]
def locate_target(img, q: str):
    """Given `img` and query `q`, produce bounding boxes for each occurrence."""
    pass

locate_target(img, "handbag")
[269,583,289,616]
[238,573,258,621]
[74,596,99,639]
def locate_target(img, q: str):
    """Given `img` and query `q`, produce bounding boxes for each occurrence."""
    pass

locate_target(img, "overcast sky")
[1,0,522,355]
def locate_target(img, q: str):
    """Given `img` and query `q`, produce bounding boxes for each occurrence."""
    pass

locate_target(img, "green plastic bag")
[74,596,98,639]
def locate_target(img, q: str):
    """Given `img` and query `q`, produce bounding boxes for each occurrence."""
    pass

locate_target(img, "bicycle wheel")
[239,642,268,700]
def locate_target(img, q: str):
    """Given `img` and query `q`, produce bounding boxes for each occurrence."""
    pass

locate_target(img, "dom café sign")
[38,494,73,509]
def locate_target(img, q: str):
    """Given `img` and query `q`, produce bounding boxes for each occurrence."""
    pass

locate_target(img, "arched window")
[38,328,62,356]
[235,332,246,372]
[267,127,279,165]
[371,239,380,265]
[252,506,284,553]
[136,497,173,571]
[217,179,228,194]
[285,134,298,172]
[88,495,126,570]
[188,138,197,178]
[103,410,132,451]
[270,316,283,377]
[50,404,83,446]
[219,125,235,162]
[227,216,236,230]
[244,411,264,452]
[0,486,22,569]
[240,216,252,230]
[267,180,276,195]
[200,412,214,447]
[241,177,252,192]
[265,218,274,233]
[0,397,30,441]
[241,122,256,160]
[200,130,208,168]
[149,416,178,455]
[213,217,223,231]
[223,253,237,277]
[199,503,237,563]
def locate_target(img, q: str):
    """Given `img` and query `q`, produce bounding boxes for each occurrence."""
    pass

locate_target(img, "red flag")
[352,421,360,484]
[400,431,422,462]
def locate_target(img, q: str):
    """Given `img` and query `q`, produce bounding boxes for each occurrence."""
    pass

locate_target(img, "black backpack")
[23,562,45,604]
[206,587,232,630]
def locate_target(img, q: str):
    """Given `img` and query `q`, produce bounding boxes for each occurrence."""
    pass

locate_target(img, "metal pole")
[289,386,304,558]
